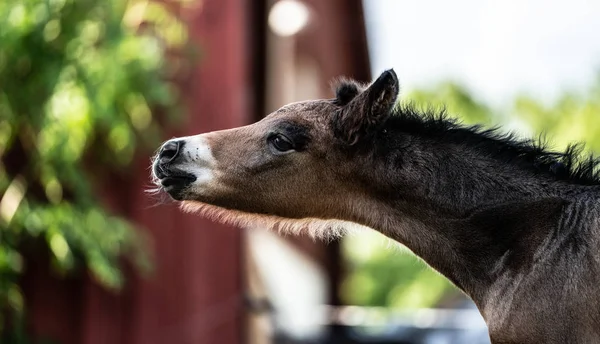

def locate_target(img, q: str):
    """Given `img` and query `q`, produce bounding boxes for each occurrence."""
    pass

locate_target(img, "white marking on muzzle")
[150,134,216,193]
[175,134,216,189]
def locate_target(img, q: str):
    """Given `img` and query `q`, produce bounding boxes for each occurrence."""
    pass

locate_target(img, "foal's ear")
[334,69,399,145]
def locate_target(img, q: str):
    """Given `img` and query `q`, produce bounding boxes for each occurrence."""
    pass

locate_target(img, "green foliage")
[513,78,600,152]
[341,233,455,308]
[0,0,189,336]
[341,76,600,309]
[407,81,495,125]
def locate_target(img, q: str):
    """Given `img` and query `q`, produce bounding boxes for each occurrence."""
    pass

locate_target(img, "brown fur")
[152,70,600,343]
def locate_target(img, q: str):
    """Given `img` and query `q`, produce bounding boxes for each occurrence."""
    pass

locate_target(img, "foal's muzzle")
[153,139,196,199]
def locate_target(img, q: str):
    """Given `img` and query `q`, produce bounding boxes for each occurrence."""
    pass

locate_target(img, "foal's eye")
[268,134,295,152]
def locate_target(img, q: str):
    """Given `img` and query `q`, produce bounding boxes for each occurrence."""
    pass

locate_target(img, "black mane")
[385,104,600,186]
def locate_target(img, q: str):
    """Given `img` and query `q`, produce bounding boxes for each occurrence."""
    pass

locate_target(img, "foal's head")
[152,70,400,237]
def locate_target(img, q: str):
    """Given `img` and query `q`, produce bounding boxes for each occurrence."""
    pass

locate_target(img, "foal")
[152,70,600,343]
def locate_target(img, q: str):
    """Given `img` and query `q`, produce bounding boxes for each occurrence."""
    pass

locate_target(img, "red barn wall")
[23,0,249,343]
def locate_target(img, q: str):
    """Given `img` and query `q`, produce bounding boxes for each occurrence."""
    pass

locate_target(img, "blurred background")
[1,0,600,343]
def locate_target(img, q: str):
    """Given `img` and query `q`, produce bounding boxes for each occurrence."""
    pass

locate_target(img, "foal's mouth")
[160,174,196,188]
[153,163,197,199]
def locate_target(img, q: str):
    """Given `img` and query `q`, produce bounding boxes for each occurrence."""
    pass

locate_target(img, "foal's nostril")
[158,140,182,165]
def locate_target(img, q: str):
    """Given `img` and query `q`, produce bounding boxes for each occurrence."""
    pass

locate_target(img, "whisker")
[144,191,173,209]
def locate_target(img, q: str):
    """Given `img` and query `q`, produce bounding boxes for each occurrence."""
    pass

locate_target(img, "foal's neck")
[355,143,580,306]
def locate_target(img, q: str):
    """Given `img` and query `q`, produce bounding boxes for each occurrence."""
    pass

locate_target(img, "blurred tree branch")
[0,0,192,338]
